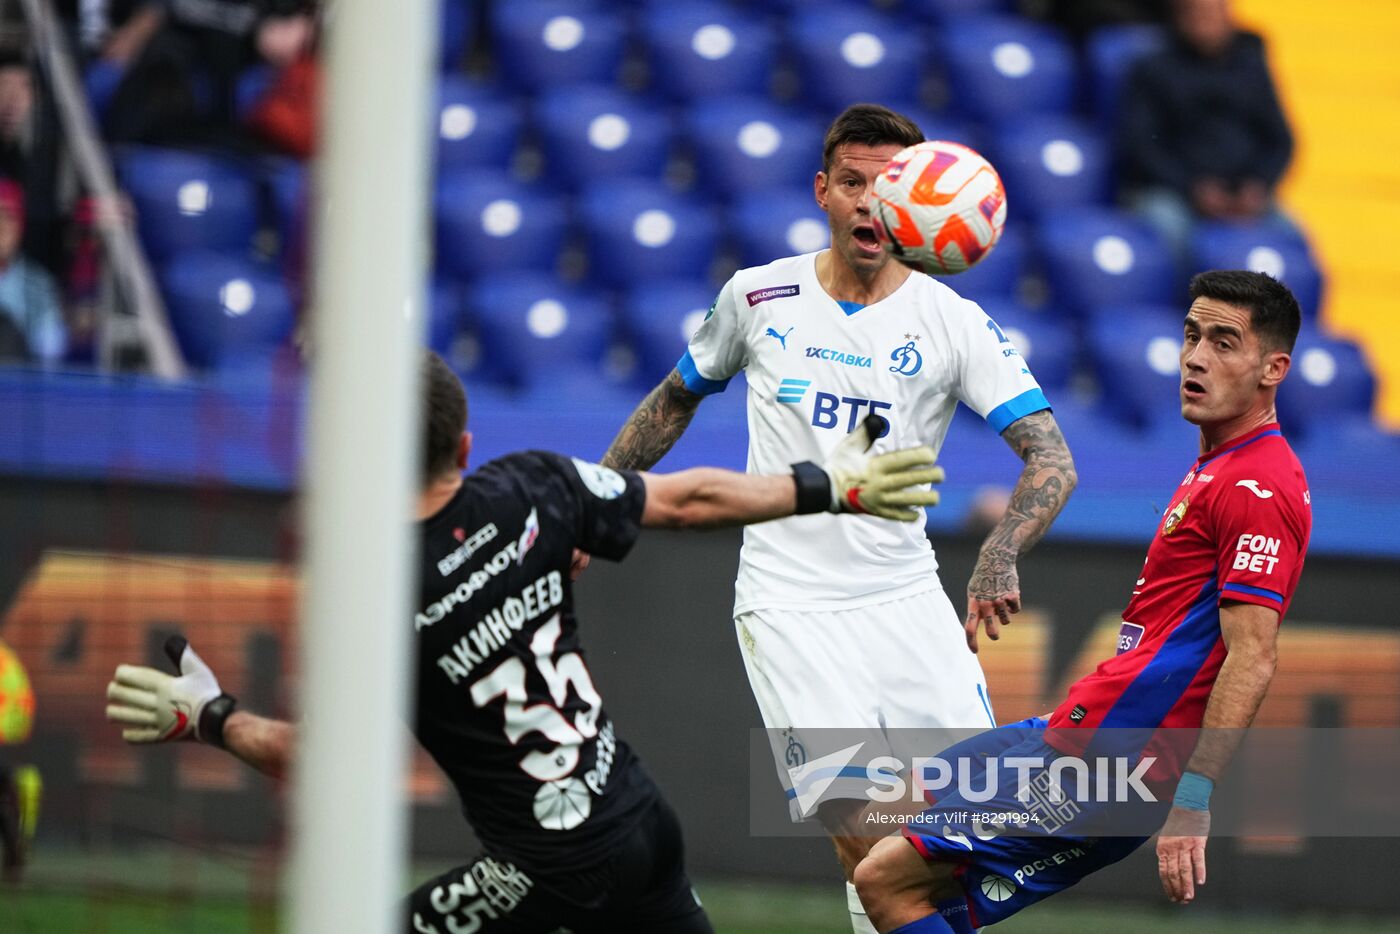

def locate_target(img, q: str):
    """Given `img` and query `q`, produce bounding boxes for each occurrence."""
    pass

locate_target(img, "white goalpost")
[291,0,440,931]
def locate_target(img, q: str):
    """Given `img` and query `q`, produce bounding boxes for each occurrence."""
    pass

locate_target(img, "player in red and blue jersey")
[852,270,1311,933]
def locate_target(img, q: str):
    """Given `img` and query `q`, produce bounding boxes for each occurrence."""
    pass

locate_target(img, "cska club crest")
[1162,496,1190,536]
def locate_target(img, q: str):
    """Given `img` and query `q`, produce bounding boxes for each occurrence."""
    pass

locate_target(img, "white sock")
[847,880,879,934]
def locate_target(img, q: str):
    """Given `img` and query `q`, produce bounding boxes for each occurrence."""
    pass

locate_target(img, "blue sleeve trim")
[676,350,731,396]
[985,388,1051,434]
[1221,582,1285,605]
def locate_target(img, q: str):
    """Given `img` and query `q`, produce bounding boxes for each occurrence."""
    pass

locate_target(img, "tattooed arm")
[569,370,705,579]
[601,369,705,471]
[964,410,1077,653]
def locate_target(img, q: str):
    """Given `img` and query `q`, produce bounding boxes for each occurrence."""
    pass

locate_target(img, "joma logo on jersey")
[805,346,873,368]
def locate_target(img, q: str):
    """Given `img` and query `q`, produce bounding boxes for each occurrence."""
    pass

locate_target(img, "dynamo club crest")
[889,340,923,377]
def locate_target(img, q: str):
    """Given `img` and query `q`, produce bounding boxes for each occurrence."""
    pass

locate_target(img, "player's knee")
[852,837,918,924]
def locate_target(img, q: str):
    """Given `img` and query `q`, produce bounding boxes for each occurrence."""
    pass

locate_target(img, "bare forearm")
[1184,643,1276,781]
[603,370,702,471]
[975,412,1077,568]
[642,469,797,529]
[222,710,296,780]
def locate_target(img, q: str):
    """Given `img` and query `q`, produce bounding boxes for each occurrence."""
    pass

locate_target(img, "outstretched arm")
[964,410,1077,652]
[222,711,296,780]
[640,414,943,530]
[1157,602,1279,905]
[602,369,704,471]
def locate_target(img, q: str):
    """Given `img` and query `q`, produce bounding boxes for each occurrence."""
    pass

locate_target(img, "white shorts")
[736,587,996,813]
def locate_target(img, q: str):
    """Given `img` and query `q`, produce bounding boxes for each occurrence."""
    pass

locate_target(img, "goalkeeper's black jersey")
[413,450,658,873]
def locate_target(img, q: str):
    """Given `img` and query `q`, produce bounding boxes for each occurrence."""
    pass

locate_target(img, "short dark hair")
[821,104,924,173]
[424,351,467,483]
[1188,270,1302,354]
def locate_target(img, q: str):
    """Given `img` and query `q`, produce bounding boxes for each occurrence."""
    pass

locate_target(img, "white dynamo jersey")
[679,252,1050,615]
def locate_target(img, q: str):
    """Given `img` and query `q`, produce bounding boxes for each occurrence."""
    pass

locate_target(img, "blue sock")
[889,914,954,934]
[937,896,976,934]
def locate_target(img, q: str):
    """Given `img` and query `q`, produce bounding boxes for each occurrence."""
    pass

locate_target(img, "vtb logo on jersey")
[775,378,893,437]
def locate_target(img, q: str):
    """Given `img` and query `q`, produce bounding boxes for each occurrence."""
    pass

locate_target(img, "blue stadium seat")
[641,1,775,101]
[1190,220,1323,319]
[535,85,671,188]
[940,15,1077,120]
[436,78,522,172]
[468,273,614,390]
[885,102,984,154]
[731,188,829,268]
[1086,24,1167,122]
[160,252,296,369]
[435,170,568,280]
[264,158,306,264]
[685,96,825,197]
[1084,303,1186,428]
[1038,208,1176,315]
[975,298,1077,392]
[619,278,718,385]
[440,0,476,71]
[578,178,719,287]
[904,0,1015,21]
[491,1,625,92]
[789,5,926,114]
[1276,329,1376,433]
[936,224,1029,303]
[428,279,463,357]
[117,147,259,262]
[993,114,1112,221]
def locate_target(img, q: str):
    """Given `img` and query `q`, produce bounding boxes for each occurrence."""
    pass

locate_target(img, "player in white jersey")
[598,104,1078,934]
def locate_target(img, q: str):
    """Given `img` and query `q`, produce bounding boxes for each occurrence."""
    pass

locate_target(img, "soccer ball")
[870,140,1007,275]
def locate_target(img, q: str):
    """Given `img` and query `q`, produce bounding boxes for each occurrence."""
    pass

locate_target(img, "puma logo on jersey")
[765,326,794,349]
[1235,479,1274,498]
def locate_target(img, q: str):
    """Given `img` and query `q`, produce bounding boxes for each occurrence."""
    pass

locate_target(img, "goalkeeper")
[104,352,944,934]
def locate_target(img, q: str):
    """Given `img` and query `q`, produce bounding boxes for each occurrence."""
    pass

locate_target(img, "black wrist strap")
[791,461,832,515]
[199,694,238,749]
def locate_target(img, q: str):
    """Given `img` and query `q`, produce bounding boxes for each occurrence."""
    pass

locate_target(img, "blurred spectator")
[1119,0,1294,263]
[0,180,67,365]
[99,0,315,150]
[1026,0,1169,42]
[0,55,33,182]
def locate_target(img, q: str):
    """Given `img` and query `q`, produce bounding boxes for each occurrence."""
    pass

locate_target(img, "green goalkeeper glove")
[105,636,237,747]
[792,414,945,521]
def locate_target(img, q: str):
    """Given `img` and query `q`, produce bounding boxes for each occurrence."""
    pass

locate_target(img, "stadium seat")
[435,170,568,280]
[440,0,475,71]
[577,178,719,287]
[730,187,829,268]
[468,273,614,390]
[1190,220,1323,319]
[117,147,260,263]
[491,1,625,92]
[1084,303,1186,428]
[937,224,1029,303]
[640,1,775,102]
[993,114,1112,221]
[428,279,464,357]
[160,252,296,370]
[535,85,671,188]
[684,96,825,197]
[1086,24,1167,123]
[789,5,926,114]
[975,298,1078,392]
[940,15,1078,120]
[263,158,306,265]
[1037,208,1176,316]
[1275,329,1376,434]
[436,78,522,172]
[619,278,718,385]
[903,0,1014,22]
[885,102,984,154]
